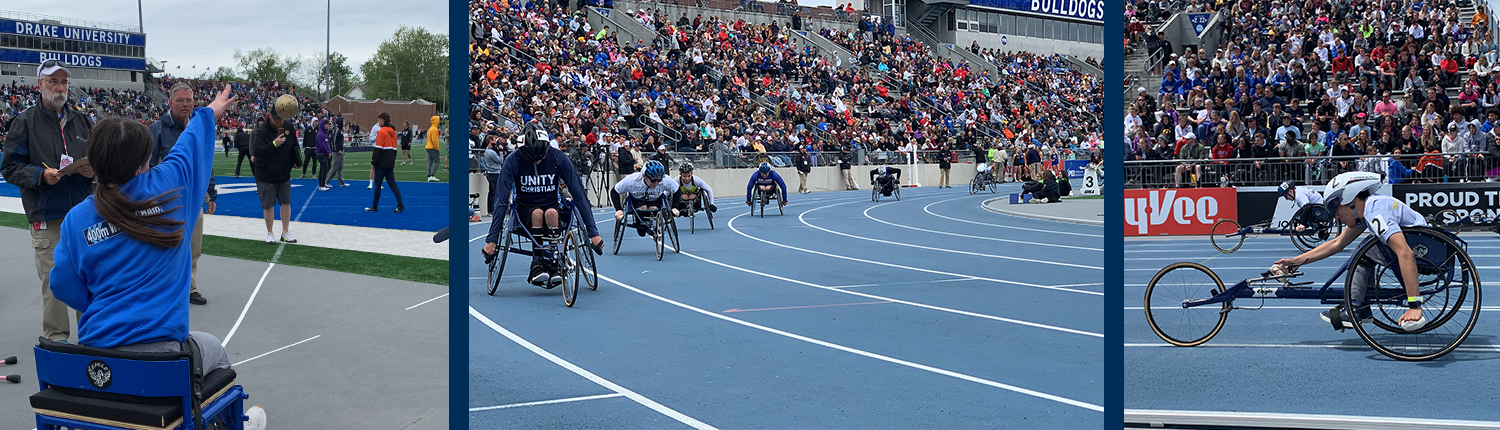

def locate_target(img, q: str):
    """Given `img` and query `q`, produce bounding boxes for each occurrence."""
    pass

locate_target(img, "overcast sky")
[4,0,447,79]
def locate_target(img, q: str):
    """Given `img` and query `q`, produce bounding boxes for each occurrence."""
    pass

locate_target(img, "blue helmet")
[758,162,771,174]
[643,160,666,180]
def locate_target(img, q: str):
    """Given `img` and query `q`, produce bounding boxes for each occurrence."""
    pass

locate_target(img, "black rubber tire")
[487,231,513,295]
[1346,227,1481,361]
[1144,262,1230,347]
[1210,219,1244,253]
[611,217,623,255]
[561,231,578,307]
[1290,205,1338,253]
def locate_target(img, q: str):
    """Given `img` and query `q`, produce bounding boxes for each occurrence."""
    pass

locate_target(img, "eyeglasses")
[645,177,661,185]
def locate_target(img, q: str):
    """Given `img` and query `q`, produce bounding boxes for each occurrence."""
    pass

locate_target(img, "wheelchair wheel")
[486,231,513,295]
[1144,262,1229,347]
[968,177,980,195]
[1290,205,1339,253]
[1346,227,1481,361]
[1210,219,1244,253]
[706,206,715,230]
[611,217,624,255]
[561,231,579,307]
[872,186,879,202]
[895,185,901,201]
[653,218,665,261]
[580,231,598,291]
[668,211,680,253]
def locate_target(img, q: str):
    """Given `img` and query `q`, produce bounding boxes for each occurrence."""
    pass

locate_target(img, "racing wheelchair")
[612,195,680,260]
[872,178,901,202]
[486,200,599,307]
[1144,226,1481,361]
[968,171,997,195]
[31,337,251,429]
[1209,204,1341,253]
[751,186,785,217]
[677,196,715,233]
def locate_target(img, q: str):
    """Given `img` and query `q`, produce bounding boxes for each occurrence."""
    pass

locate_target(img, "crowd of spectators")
[2,78,322,138]
[468,0,1101,180]
[1125,0,1500,187]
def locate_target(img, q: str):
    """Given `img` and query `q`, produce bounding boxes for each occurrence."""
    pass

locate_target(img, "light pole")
[325,0,331,101]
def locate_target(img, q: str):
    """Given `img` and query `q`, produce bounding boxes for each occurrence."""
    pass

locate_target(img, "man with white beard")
[0,60,96,342]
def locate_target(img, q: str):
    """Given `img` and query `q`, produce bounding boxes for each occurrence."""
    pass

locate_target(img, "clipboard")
[58,158,89,176]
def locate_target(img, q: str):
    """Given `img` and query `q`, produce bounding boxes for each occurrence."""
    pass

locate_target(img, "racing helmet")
[1277,181,1294,197]
[679,162,694,174]
[643,160,666,180]
[1323,172,1382,209]
[519,122,550,162]
[758,162,771,174]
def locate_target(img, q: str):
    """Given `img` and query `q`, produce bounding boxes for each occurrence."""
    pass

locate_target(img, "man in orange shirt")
[366,112,405,212]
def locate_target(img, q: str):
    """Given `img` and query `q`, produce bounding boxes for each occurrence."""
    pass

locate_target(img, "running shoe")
[428,176,439,182]
[318,186,330,191]
[1319,304,1373,328]
[280,232,297,244]
[265,233,276,244]
[528,263,551,287]
[367,183,373,190]
[189,292,208,305]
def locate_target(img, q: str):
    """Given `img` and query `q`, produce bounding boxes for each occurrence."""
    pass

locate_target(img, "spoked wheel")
[580,231,598,291]
[895,186,901,201]
[653,217,665,261]
[1291,205,1339,253]
[1144,262,1230,347]
[687,207,697,234]
[872,186,879,202]
[611,217,623,255]
[1347,227,1481,361]
[560,232,578,307]
[1210,219,1245,253]
[968,178,980,195]
[487,232,513,295]
[987,180,998,194]
[668,212,680,253]
[706,207,715,230]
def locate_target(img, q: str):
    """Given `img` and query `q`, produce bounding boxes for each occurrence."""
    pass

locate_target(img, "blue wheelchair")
[1145,226,1481,361]
[613,195,679,260]
[486,199,599,307]
[31,338,250,429]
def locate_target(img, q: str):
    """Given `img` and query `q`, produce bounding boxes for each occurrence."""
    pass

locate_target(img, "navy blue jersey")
[486,147,600,243]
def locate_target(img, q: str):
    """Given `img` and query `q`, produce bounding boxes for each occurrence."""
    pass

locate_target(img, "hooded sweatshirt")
[315,118,331,155]
[426,116,442,150]
[49,106,215,348]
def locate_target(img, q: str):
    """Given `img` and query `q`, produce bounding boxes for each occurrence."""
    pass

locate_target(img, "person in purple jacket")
[315,117,333,191]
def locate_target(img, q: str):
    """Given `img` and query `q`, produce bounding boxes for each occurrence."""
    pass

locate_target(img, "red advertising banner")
[1124,188,1239,236]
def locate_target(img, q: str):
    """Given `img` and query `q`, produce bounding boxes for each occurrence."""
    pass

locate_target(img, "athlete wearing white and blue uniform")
[483,121,602,287]
[612,160,679,236]
[1273,172,1431,329]
[1278,181,1329,231]
[746,162,788,206]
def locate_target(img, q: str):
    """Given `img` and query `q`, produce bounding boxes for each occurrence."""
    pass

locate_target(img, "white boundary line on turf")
[232,335,320,367]
[406,293,449,310]
[921,197,1100,236]
[862,201,1102,251]
[222,189,318,348]
[470,393,625,412]
[665,243,1101,337]
[592,272,1103,412]
[469,307,717,429]
[728,212,1104,296]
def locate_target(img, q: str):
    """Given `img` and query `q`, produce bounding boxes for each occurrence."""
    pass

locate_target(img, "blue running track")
[468,185,1103,429]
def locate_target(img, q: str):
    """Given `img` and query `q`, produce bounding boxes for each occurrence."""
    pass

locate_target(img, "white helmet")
[1324,172,1382,207]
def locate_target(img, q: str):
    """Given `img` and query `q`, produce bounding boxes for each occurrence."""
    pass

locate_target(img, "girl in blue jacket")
[49,86,236,375]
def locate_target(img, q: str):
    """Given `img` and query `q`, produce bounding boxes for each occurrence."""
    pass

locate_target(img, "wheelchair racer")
[1278,181,1329,233]
[870,166,902,196]
[1272,172,1429,329]
[482,121,603,287]
[673,163,717,216]
[975,162,992,185]
[746,162,788,207]
[612,160,679,237]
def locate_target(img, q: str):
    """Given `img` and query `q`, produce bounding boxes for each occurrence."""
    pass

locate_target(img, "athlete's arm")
[696,177,715,206]
[1274,223,1364,270]
[773,171,788,202]
[1384,231,1425,323]
[485,153,521,245]
[745,173,756,204]
[554,150,600,240]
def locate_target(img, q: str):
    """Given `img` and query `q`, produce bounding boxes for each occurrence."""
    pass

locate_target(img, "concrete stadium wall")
[468,162,983,214]
[952,31,1102,60]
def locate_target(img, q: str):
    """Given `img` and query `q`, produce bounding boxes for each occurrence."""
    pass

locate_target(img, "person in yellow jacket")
[426,115,442,182]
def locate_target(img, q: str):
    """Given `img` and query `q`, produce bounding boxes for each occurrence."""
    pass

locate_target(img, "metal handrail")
[0,10,141,33]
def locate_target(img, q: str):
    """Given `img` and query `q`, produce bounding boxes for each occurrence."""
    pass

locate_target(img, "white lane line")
[406,293,449,310]
[728,213,1103,296]
[666,244,1100,337]
[794,201,1101,269]
[222,263,274,348]
[469,234,487,243]
[232,335,321,367]
[862,202,1102,251]
[222,188,318,348]
[470,393,626,412]
[827,277,978,288]
[922,197,1100,237]
[1051,283,1104,288]
[470,307,717,430]
[593,273,1103,412]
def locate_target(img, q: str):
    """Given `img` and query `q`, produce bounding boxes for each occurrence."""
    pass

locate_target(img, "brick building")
[322,96,438,137]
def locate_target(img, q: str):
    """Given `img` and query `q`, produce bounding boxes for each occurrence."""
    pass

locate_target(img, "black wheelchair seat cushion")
[32,367,236,428]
